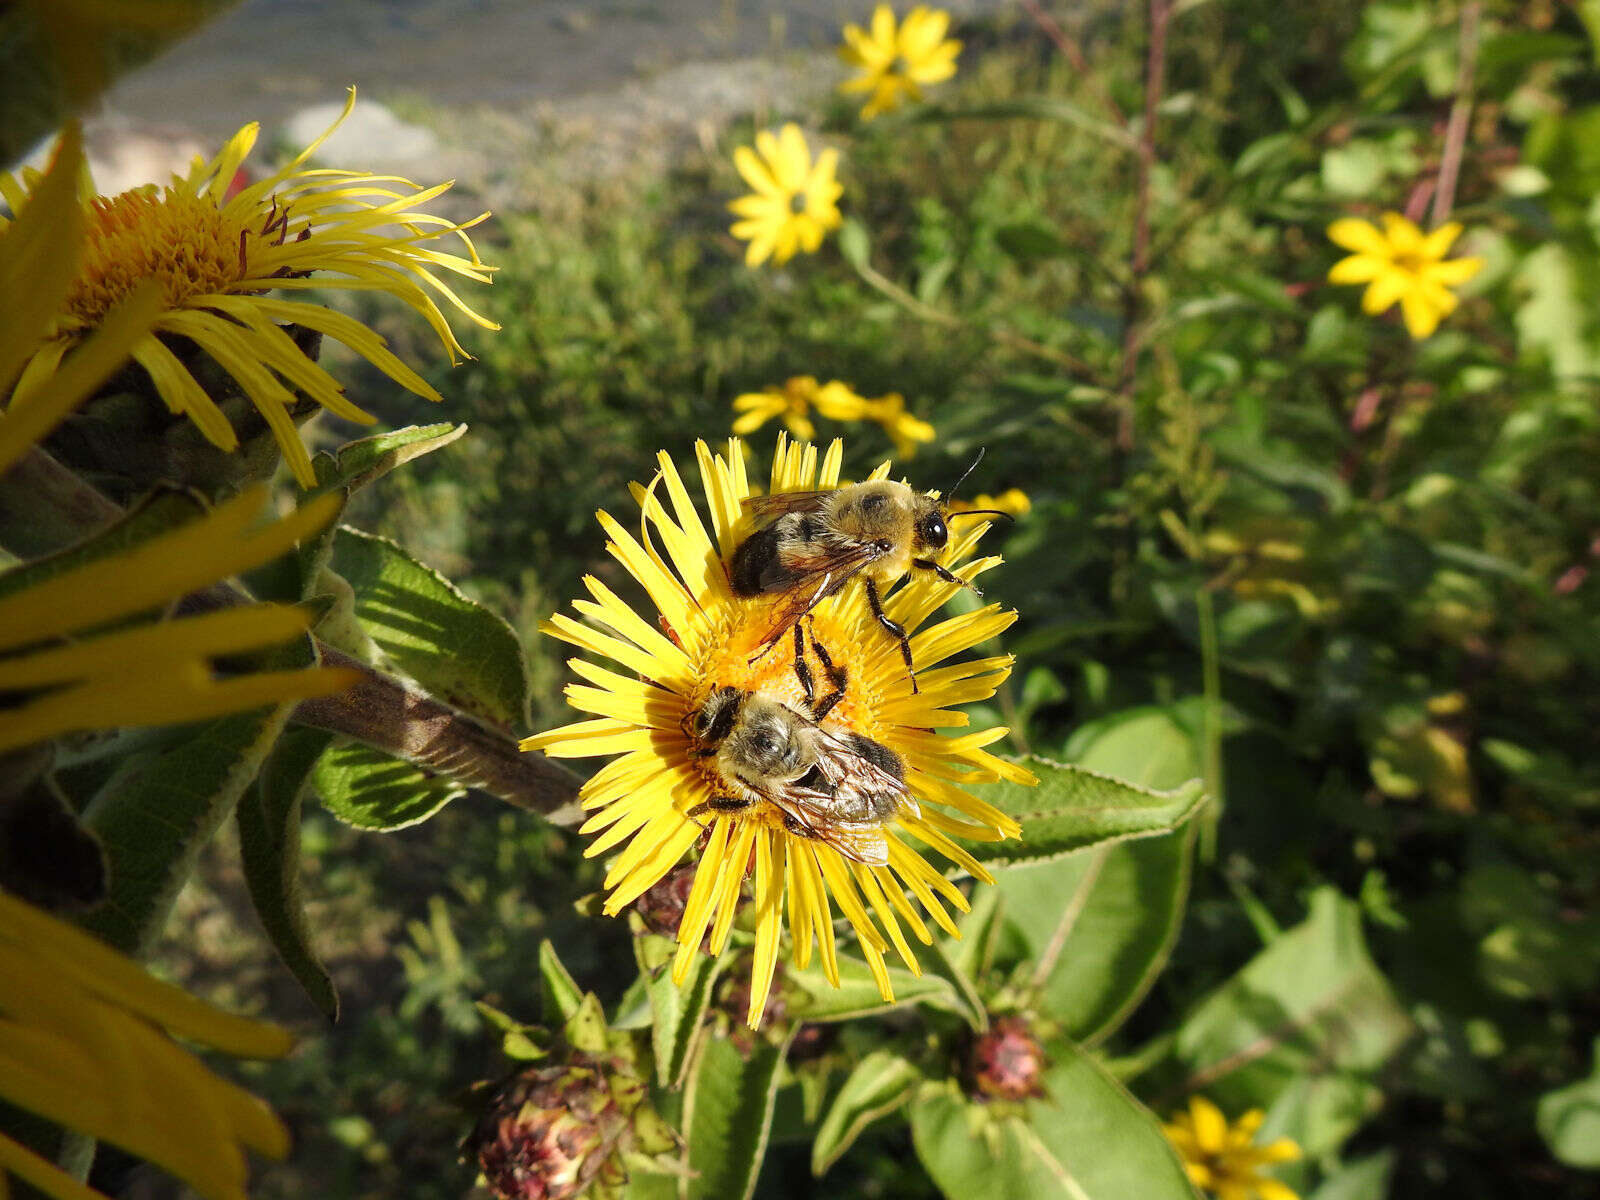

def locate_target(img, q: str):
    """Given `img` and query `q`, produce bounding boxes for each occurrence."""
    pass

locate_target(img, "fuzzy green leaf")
[958,757,1207,868]
[237,727,339,1018]
[785,953,964,1023]
[313,423,466,494]
[329,526,529,727]
[539,939,585,1024]
[909,1040,1198,1200]
[310,740,464,830]
[681,1028,794,1200]
[644,944,722,1089]
[811,1049,921,1177]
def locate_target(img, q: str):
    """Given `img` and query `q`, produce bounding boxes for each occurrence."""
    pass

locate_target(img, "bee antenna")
[948,507,1014,523]
[944,447,986,504]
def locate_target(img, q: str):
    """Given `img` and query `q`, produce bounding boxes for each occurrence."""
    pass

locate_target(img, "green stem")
[1194,582,1225,862]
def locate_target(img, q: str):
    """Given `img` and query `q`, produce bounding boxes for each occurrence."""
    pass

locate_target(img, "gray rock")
[281,99,439,171]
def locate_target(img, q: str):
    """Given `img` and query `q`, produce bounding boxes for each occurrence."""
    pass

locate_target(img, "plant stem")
[1018,0,1128,127]
[1431,1,1482,228]
[1195,579,1225,862]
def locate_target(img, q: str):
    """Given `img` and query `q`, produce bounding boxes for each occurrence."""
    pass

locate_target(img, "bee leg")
[865,577,918,694]
[913,558,982,597]
[808,628,850,721]
[687,795,752,823]
[792,622,817,707]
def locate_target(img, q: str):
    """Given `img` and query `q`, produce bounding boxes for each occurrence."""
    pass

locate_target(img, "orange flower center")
[64,189,252,330]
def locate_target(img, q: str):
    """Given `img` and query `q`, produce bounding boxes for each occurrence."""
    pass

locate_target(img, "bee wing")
[751,539,889,647]
[811,726,920,820]
[741,490,831,521]
[764,787,892,866]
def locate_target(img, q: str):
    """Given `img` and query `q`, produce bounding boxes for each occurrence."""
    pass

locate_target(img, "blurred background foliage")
[11,0,1598,1196]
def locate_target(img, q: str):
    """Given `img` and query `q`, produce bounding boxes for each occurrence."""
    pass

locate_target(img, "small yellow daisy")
[727,124,843,268]
[839,5,962,120]
[731,376,869,441]
[522,435,1033,1026]
[950,488,1030,518]
[0,88,497,487]
[1326,212,1482,340]
[861,391,935,459]
[1162,1096,1302,1200]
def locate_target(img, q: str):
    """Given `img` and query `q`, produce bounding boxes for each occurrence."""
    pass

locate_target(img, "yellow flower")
[950,488,1030,518]
[731,376,869,441]
[1162,1096,1302,1200]
[0,890,293,1200]
[0,123,357,753]
[0,88,497,487]
[1326,213,1482,340]
[839,5,962,120]
[522,435,1033,1026]
[861,391,935,459]
[728,124,843,268]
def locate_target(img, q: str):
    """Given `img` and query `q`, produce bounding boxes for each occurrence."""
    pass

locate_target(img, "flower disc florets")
[967,1015,1047,1101]
[523,435,1035,1026]
[472,1056,631,1200]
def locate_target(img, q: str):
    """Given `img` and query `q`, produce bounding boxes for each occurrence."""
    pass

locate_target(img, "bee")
[683,634,915,865]
[728,454,1008,689]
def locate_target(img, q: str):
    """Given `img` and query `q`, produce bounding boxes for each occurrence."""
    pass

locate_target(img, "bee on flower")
[1326,212,1483,340]
[0,87,496,488]
[839,5,963,120]
[521,436,1034,1026]
[727,124,843,268]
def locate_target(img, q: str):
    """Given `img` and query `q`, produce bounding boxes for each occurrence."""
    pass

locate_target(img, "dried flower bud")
[633,863,696,937]
[967,1016,1046,1102]
[470,1056,629,1200]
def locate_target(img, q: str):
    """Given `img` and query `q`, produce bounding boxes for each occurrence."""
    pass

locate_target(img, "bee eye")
[921,514,948,548]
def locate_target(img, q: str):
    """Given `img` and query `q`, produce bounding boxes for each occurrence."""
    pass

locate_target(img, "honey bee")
[728,456,1007,688]
[683,641,915,865]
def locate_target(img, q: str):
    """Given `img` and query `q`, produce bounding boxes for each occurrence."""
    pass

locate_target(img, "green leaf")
[996,831,1194,1044]
[922,936,990,1032]
[1308,1152,1396,1200]
[237,727,339,1018]
[310,740,465,830]
[539,939,585,1024]
[912,99,1139,152]
[837,218,871,272]
[313,423,466,494]
[994,221,1067,263]
[328,526,529,727]
[1537,1037,1600,1167]
[811,1049,921,1176]
[1174,888,1414,1157]
[909,1040,1198,1200]
[955,757,1207,868]
[784,953,964,1023]
[81,707,293,954]
[680,1028,795,1200]
[646,948,722,1089]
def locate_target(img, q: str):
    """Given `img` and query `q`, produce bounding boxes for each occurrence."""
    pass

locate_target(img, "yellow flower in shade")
[1162,1096,1302,1200]
[522,435,1034,1026]
[728,124,843,268]
[0,890,292,1200]
[731,375,869,441]
[1326,213,1483,340]
[839,5,962,120]
[950,488,1030,518]
[0,87,497,487]
[861,391,934,459]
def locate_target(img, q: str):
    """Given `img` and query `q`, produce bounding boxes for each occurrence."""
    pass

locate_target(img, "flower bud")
[633,863,696,937]
[470,1056,629,1200]
[967,1016,1046,1101]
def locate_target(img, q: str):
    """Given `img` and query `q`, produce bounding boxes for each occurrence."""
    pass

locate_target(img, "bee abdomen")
[846,733,905,782]
[729,525,785,595]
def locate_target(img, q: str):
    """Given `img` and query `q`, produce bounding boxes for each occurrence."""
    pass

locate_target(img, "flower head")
[1,88,497,486]
[470,1056,633,1200]
[522,435,1032,1026]
[728,124,843,268]
[950,488,1030,518]
[839,5,962,120]
[1326,213,1482,340]
[731,376,868,441]
[1162,1096,1302,1200]
[967,1015,1046,1101]
[0,890,292,1200]
[861,390,934,459]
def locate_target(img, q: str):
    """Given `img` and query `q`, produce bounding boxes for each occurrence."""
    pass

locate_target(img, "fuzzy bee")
[728,461,1007,688]
[684,642,915,865]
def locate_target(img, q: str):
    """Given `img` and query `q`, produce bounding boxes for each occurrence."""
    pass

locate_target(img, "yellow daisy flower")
[0,87,497,487]
[731,375,869,441]
[727,124,843,268]
[521,435,1033,1026]
[861,391,935,459]
[1326,212,1483,340]
[1162,1096,1302,1200]
[839,5,962,120]
[0,889,293,1200]
[950,488,1030,518]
